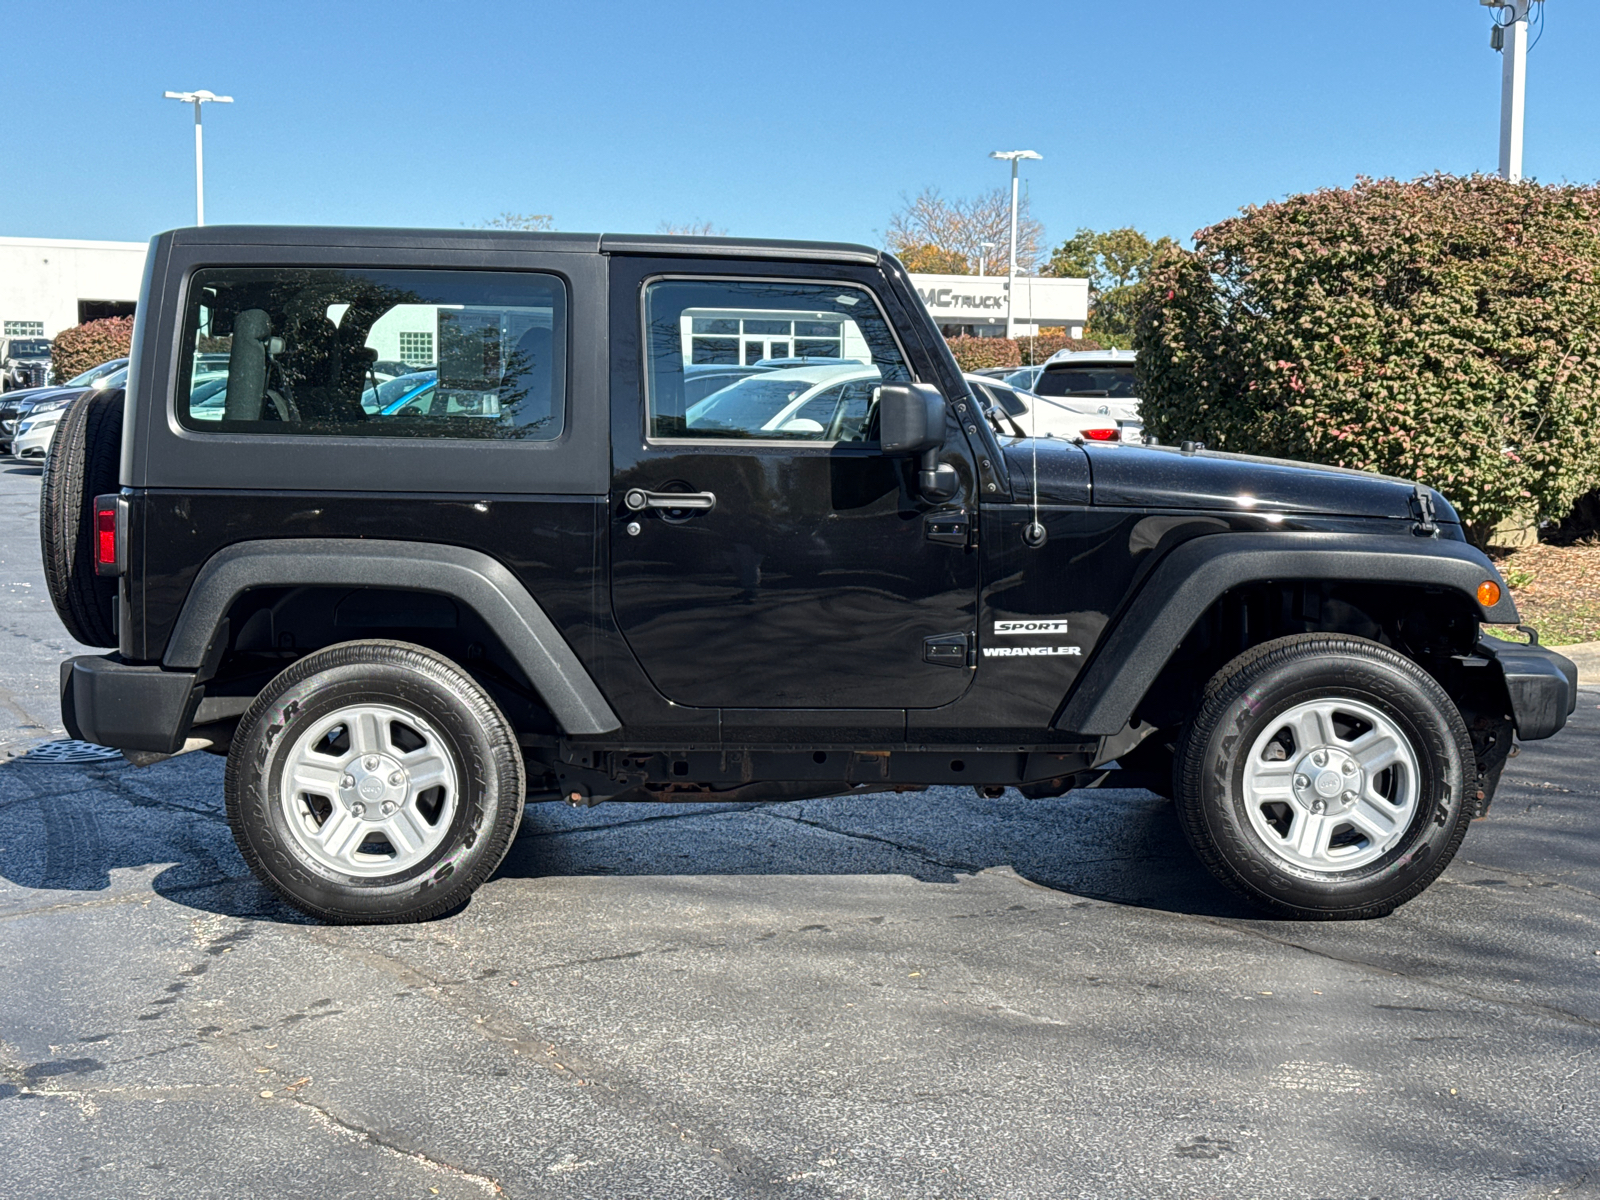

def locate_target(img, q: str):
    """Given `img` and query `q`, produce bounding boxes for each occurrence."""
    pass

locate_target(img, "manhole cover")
[17,739,125,764]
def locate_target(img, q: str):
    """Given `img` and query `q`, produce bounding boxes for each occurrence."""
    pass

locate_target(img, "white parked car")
[14,404,65,458]
[1031,348,1141,424]
[965,373,1141,444]
[685,363,881,440]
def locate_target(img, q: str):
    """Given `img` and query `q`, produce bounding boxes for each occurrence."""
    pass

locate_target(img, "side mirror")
[878,383,945,455]
[877,382,957,501]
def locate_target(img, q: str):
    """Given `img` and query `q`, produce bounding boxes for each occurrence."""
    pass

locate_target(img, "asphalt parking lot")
[1,464,1598,1199]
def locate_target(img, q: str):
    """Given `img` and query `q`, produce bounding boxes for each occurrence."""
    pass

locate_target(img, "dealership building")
[1,236,147,341]
[911,272,1088,340]
[1,233,1087,349]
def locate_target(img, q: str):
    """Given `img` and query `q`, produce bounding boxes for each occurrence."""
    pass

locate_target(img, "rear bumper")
[60,655,200,753]
[1480,639,1577,741]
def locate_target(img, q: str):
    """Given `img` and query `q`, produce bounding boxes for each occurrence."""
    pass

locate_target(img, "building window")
[397,330,435,366]
[3,321,43,337]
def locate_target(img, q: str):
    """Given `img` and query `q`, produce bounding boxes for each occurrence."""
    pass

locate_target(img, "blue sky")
[3,1,1596,252]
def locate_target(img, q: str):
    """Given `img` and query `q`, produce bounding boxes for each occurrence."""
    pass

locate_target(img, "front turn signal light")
[1477,580,1501,608]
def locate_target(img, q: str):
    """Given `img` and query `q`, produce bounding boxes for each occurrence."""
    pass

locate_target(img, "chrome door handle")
[623,488,716,513]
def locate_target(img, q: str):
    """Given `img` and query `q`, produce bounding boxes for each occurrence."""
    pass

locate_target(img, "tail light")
[1081,427,1119,441]
[93,494,125,577]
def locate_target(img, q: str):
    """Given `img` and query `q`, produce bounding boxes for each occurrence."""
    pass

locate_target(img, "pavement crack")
[1197,917,1600,1033]
[0,890,156,923]
[521,802,767,839]
[759,808,982,874]
[297,926,787,1195]
[1451,857,1600,906]
[0,682,51,736]
[288,1095,504,1194]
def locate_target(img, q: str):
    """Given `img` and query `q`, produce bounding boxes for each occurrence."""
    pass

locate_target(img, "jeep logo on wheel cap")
[358,776,386,800]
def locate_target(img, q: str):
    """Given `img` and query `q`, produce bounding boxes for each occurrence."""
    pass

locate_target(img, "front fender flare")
[163,538,621,736]
[1054,531,1517,737]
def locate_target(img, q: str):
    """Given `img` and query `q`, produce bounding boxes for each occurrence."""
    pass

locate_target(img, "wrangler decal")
[981,645,1082,658]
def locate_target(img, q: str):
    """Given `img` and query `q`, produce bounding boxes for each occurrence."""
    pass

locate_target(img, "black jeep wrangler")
[43,226,1576,924]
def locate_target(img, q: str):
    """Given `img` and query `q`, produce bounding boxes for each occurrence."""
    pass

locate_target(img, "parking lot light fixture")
[978,241,996,277]
[990,151,1042,339]
[164,90,233,226]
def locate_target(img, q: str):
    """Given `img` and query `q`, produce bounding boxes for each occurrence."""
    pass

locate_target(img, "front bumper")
[1479,638,1578,741]
[60,656,200,753]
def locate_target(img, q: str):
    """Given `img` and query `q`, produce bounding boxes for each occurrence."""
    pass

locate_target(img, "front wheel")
[1175,634,1474,920]
[225,640,525,924]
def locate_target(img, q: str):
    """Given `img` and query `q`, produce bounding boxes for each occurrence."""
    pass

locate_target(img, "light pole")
[164,90,233,225]
[989,150,1041,339]
[1482,0,1540,182]
[978,241,996,277]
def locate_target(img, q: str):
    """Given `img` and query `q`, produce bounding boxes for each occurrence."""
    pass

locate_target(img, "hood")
[1082,443,1457,522]
[11,386,83,409]
[0,385,62,406]
[998,438,1457,523]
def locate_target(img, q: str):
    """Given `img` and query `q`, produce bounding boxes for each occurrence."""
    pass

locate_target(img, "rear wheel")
[40,388,123,647]
[225,640,525,924]
[1175,634,1474,920]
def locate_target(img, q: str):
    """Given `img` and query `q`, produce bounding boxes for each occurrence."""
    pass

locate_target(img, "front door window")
[645,278,912,442]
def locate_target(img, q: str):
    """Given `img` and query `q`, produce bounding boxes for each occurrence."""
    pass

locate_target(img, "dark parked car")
[2,365,130,453]
[43,225,1575,928]
[1,336,53,391]
[0,358,129,449]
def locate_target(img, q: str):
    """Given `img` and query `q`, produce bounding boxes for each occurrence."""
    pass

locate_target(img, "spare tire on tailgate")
[41,387,124,647]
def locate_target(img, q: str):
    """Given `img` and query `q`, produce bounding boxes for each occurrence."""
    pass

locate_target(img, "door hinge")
[924,631,976,668]
[924,508,975,548]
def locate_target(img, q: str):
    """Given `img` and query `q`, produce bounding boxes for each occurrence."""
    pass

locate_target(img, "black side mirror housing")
[878,383,946,455]
[878,383,957,500]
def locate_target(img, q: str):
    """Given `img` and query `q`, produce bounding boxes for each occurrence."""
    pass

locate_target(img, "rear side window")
[642,278,911,441]
[177,267,566,440]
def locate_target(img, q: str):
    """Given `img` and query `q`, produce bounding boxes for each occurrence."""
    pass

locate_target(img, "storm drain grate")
[18,739,125,764]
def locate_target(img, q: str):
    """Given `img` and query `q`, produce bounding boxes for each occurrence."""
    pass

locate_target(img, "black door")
[608,261,979,710]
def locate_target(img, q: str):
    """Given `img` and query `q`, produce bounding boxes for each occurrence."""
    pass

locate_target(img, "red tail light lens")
[1082,427,1119,441]
[93,494,121,576]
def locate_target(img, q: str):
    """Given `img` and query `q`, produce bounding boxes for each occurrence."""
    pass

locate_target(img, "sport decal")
[994,619,1070,636]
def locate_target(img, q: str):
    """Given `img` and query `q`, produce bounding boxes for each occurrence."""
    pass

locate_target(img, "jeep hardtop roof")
[161,225,884,265]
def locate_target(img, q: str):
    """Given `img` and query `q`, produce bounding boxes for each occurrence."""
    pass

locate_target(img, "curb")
[1555,640,1600,691]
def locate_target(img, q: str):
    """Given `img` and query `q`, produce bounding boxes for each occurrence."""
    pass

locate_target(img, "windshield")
[1035,365,1138,399]
[7,339,50,359]
[686,377,815,434]
[66,360,125,386]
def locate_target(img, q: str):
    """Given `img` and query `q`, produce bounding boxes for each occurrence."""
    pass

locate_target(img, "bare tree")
[481,212,555,231]
[657,220,727,236]
[887,186,1045,275]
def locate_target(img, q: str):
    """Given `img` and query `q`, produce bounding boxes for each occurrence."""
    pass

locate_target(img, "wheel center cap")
[1292,749,1362,814]
[343,753,406,819]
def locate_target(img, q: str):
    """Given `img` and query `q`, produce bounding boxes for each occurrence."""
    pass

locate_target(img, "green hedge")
[1136,174,1600,538]
[51,317,134,384]
[946,334,1102,373]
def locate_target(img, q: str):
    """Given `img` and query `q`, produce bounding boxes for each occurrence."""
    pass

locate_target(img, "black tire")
[40,387,124,647]
[1175,634,1474,920]
[225,640,526,924]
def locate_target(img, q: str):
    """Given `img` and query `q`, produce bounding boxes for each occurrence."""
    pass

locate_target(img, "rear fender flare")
[162,538,621,736]
[1054,532,1517,737]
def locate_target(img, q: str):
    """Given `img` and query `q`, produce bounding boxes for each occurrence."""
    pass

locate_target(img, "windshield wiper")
[984,404,1028,439]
